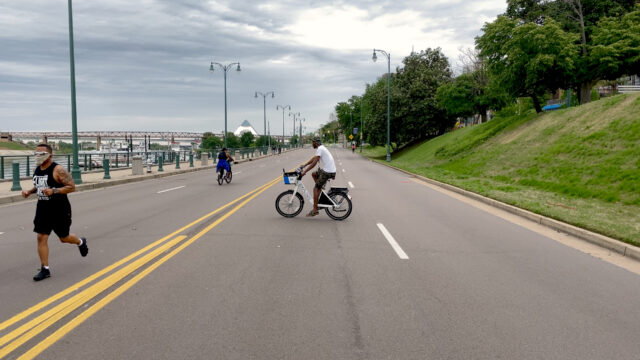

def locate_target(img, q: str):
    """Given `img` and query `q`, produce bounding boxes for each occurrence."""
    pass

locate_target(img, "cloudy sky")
[1,0,506,136]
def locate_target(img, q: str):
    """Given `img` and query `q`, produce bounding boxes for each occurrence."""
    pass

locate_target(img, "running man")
[22,143,88,281]
[300,138,337,217]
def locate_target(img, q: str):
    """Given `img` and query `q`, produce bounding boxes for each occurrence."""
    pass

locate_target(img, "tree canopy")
[201,132,222,150]
[240,132,255,148]
[476,17,578,112]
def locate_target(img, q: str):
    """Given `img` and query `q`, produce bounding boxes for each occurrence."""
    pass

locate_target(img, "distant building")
[234,120,258,137]
[0,132,12,142]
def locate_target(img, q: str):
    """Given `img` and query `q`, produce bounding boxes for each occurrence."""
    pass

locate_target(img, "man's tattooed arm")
[52,165,76,194]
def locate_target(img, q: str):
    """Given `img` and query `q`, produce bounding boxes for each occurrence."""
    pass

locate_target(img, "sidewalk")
[0,149,290,205]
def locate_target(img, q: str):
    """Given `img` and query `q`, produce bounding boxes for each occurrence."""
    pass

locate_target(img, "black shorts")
[33,208,72,238]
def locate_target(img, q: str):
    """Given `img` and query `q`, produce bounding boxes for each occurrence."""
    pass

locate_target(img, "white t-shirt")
[315,145,336,173]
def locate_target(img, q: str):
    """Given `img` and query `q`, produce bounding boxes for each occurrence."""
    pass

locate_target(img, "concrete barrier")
[132,156,143,175]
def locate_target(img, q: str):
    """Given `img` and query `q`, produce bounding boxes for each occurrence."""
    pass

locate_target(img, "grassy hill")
[365,93,640,245]
[0,141,31,150]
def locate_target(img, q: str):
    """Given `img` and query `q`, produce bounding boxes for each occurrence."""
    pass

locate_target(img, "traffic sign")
[353,127,358,135]
[349,134,353,140]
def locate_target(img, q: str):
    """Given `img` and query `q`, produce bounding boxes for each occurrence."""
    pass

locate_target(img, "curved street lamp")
[372,49,391,162]
[276,105,291,145]
[210,61,241,148]
[255,91,275,141]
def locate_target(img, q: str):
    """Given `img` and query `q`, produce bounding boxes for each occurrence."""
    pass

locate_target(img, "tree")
[504,0,637,103]
[361,77,393,147]
[335,95,362,138]
[289,135,299,146]
[240,132,254,148]
[394,48,454,142]
[477,16,579,113]
[320,120,340,144]
[255,135,275,147]
[505,0,551,24]
[225,132,241,148]
[436,74,476,120]
[201,132,222,150]
[441,49,510,123]
[591,6,640,80]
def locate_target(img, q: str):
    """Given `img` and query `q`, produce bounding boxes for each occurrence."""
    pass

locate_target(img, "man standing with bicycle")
[300,138,336,217]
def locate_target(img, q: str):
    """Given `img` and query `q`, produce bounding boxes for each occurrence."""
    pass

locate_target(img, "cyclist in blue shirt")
[217,148,234,176]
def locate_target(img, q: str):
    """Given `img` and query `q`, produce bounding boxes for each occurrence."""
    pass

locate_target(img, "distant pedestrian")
[21,143,88,281]
[278,145,281,155]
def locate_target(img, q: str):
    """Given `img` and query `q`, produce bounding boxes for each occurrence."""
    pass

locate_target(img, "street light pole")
[255,91,275,143]
[210,61,241,148]
[298,117,305,148]
[360,99,363,153]
[67,0,82,184]
[373,49,391,162]
[276,105,291,145]
[289,112,300,147]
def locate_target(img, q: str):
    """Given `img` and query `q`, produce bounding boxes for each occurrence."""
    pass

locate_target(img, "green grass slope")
[368,93,640,245]
[0,141,31,150]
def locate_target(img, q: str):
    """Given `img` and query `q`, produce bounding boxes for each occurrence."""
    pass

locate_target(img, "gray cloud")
[0,0,506,134]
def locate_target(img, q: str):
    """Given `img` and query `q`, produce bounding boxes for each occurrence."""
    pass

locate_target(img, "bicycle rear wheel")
[217,169,224,185]
[275,190,304,218]
[325,192,352,220]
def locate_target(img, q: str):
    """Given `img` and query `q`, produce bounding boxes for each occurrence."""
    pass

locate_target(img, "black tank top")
[33,162,71,211]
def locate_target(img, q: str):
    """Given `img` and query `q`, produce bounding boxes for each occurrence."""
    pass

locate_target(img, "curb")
[373,160,640,262]
[0,150,289,206]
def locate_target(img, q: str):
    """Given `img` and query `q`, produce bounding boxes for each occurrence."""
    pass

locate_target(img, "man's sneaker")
[33,266,50,281]
[78,237,88,257]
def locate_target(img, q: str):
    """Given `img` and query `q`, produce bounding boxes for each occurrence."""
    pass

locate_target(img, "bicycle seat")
[329,187,348,193]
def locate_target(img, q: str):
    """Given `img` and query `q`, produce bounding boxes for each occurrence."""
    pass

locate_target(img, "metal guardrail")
[0,145,300,180]
[619,85,640,93]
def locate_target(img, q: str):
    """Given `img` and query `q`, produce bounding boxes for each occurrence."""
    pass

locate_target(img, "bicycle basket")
[283,172,298,184]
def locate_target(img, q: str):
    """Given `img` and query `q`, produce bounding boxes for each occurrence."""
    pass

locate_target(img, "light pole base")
[386,154,391,162]
[71,168,83,184]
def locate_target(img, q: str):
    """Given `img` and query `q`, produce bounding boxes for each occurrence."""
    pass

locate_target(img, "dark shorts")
[33,207,72,238]
[314,169,336,189]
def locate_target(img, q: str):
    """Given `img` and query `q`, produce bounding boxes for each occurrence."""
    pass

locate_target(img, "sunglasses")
[34,151,50,156]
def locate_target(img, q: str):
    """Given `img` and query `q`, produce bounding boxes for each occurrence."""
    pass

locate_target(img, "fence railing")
[619,85,640,93]
[0,145,297,180]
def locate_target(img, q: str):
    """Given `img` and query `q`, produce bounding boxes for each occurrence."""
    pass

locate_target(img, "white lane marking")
[377,223,409,260]
[235,171,242,174]
[342,169,346,173]
[348,181,354,188]
[157,186,185,194]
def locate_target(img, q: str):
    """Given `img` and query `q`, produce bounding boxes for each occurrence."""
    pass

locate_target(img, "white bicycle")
[275,168,353,220]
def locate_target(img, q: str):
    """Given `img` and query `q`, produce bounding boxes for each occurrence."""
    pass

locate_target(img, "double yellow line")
[0,176,281,360]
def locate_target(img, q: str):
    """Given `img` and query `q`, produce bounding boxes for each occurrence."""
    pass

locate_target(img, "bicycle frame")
[285,175,337,209]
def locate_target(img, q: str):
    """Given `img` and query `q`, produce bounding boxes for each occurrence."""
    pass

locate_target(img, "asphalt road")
[1,147,639,360]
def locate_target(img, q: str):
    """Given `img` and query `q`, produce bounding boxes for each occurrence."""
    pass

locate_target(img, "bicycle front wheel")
[325,192,352,220]
[217,169,223,185]
[275,190,304,218]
